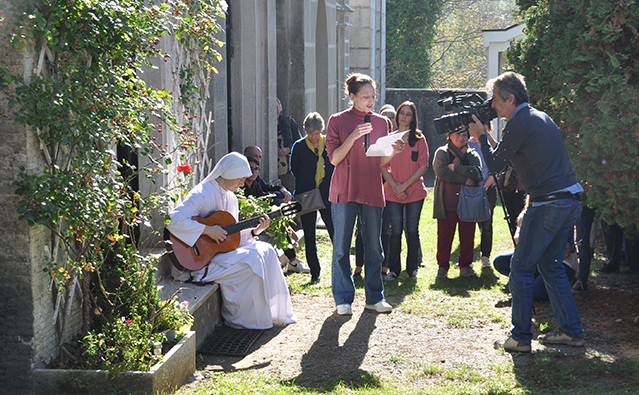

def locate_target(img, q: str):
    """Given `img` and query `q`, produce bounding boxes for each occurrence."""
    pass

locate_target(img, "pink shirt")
[325,107,389,207]
[384,135,429,203]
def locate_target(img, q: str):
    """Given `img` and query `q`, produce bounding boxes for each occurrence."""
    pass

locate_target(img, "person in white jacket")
[166,152,297,329]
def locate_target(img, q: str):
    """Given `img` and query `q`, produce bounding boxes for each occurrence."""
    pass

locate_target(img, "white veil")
[201,152,252,185]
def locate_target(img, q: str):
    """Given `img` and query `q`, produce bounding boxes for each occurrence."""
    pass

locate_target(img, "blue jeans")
[331,202,385,306]
[493,251,576,301]
[510,198,583,343]
[386,199,424,275]
[576,206,596,284]
[492,252,513,277]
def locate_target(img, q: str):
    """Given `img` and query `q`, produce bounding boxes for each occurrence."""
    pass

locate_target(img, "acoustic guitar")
[164,202,301,271]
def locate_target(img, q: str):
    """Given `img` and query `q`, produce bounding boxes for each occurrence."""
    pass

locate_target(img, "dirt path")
[180,270,639,391]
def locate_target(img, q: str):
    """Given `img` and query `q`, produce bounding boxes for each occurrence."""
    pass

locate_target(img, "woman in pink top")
[381,101,429,281]
[325,73,403,316]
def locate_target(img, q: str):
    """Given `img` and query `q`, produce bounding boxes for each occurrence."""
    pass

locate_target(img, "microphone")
[364,115,371,151]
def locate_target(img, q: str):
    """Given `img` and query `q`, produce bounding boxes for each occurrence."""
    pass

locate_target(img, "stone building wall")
[0,37,84,393]
[348,0,386,108]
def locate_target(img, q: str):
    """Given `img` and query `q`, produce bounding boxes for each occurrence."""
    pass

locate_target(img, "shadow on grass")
[510,348,639,394]
[377,273,419,308]
[281,372,381,393]
[290,309,381,391]
[428,266,500,297]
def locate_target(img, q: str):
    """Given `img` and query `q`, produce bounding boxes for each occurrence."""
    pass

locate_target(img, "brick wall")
[0,36,84,392]
[0,40,37,392]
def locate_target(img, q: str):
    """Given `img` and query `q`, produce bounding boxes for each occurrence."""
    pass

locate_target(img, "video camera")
[433,91,497,135]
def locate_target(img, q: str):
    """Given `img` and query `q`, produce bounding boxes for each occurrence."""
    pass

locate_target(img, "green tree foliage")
[386,0,444,88]
[507,0,639,231]
[431,0,517,89]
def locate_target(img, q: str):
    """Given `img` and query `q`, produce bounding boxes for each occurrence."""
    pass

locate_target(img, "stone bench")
[152,249,223,350]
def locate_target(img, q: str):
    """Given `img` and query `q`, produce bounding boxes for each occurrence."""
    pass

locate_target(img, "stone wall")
[0,37,76,393]
[0,8,227,392]
[348,0,386,106]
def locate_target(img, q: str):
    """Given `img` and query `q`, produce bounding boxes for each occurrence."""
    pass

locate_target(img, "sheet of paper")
[365,131,408,157]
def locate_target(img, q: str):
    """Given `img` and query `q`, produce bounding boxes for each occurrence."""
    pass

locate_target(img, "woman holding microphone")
[325,73,403,315]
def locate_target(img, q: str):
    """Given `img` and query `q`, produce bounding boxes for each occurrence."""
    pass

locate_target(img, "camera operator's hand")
[468,114,489,140]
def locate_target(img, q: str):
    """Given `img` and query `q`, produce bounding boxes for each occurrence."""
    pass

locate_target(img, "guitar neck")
[223,208,284,235]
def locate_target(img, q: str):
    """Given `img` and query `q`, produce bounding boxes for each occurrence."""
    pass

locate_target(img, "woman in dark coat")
[290,112,335,284]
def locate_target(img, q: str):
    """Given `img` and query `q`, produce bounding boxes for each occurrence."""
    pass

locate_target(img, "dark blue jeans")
[493,252,576,301]
[301,205,334,279]
[386,199,424,275]
[331,202,385,306]
[510,198,583,343]
[576,206,596,284]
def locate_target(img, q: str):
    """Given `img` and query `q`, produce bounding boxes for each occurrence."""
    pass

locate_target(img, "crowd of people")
[166,71,632,353]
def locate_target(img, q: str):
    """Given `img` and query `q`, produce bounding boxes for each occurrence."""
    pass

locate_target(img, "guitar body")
[165,211,241,271]
[164,202,301,272]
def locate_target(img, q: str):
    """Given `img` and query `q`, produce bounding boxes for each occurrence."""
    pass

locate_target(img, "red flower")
[126,319,133,325]
[177,164,192,174]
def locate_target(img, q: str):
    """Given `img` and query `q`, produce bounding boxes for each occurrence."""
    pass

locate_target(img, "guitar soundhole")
[193,243,201,256]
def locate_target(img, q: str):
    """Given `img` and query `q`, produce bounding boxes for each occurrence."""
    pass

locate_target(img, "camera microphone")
[364,115,371,151]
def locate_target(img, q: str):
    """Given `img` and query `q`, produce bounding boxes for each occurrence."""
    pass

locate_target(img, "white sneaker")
[365,300,393,313]
[481,256,491,268]
[336,304,352,315]
[288,258,310,273]
[384,272,398,282]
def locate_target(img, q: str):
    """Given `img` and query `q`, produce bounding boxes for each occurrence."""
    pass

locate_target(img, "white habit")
[167,155,297,329]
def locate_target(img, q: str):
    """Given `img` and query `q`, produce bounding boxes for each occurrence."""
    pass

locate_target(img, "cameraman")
[468,72,584,353]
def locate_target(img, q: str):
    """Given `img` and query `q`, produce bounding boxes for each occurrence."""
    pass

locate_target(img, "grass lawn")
[175,191,639,395]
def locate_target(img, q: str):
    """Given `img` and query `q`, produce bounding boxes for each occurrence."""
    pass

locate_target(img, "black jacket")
[243,176,286,204]
[290,137,334,205]
[278,114,302,150]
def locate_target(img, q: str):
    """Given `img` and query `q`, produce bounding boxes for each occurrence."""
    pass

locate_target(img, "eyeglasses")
[250,166,260,173]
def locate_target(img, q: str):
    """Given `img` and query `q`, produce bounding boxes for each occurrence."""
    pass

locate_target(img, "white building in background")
[482,23,526,138]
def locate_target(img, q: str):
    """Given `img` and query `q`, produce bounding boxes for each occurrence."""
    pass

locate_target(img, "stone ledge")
[158,276,222,350]
[153,249,223,349]
[32,331,196,395]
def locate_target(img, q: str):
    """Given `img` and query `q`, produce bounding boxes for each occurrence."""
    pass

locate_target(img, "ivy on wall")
[0,0,226,371]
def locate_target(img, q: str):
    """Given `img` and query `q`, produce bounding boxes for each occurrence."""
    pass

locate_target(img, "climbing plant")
[0,0,226,371]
